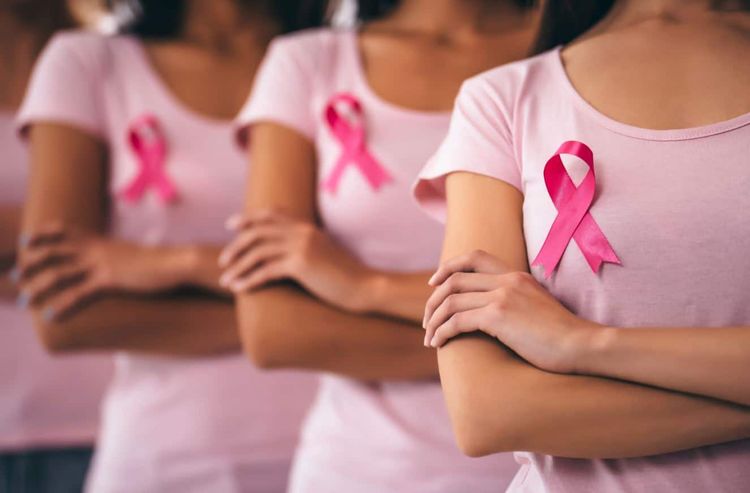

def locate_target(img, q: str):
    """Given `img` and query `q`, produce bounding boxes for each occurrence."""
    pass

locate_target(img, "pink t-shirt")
[415,47,750,493]
[0,111,112,452]
[17,31,318,493]
[236,28,519,493]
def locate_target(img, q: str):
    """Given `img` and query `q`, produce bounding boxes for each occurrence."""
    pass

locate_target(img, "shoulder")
[40,30,136,75]
[266,27,352,68]
[459,48,561,116]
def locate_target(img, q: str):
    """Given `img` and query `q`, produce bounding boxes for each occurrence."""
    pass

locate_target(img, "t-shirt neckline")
[344,30,452,122]
[551,46,750,141]
[125,37,235,129]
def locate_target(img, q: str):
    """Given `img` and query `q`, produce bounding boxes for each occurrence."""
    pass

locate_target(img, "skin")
[423,0,750,457]
[0,7,54,300]
[222,0,539,379]
[17,0,275,355]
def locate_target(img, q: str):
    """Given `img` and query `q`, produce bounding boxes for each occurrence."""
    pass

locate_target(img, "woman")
[16,1,322,491]
[414,0,750,491]
[0,2,112,492]
[220,0,537,491]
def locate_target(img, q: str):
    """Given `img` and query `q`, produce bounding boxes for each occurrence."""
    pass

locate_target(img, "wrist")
[569,323,619,375]
[152,245,201,287]
[350,269,386,314]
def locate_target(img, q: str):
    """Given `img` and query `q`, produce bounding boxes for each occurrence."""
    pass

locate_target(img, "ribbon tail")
[357,152,393,191]
[119,173,150,203]
[321,156,350,195]
[154,172,179,203]
[574,214,622,274]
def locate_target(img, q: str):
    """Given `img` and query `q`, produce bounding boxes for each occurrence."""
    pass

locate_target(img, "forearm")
[237,284,438,381]
[575,325,750,406]
[0,205,21,260]
[32,293,240,357]
[179,244,229,295]
[360,270,433,323]
[0,275,17,300]
[441,335,750,459]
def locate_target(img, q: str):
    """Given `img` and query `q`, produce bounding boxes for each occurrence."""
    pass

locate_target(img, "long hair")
[109,0,328,39]
[5,0,76,50]
[531,0,750,54]
[531,0,615,54]
[354,0,536,22]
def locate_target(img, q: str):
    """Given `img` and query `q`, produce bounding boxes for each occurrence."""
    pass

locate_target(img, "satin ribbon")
[532,140,620,278]
[120,114,178,204]
[321,93,393,194]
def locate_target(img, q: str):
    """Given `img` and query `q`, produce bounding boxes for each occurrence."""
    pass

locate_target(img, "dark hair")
[355,0,536,22]
[531,0,615,54]
[112,0,328,39]
[6,0,76,50]
[531,0,750,55]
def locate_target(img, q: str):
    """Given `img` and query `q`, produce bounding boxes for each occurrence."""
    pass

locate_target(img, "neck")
[609,0,732,24]
[180,0,278,53]
[384,0,529,38]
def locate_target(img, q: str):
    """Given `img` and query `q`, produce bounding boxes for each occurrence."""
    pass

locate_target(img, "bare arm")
[0,205,21,299]
[21,123,240,355]
[436,171,750,458]
[234,122,438,379]
[574,326,750,406]
[0,205,21,260]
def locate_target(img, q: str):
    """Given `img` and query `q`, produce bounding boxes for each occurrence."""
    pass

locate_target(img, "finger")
[42,279,101,322]
[17,244,77,279]
[423,272,501,327]
[430,307,489,348]
[230,260,290,292]
[224,209,291,231]
[18,223,67,248]
[18,264,88,308]
[220,243,286,287]
[428,250,509,286]
[218,225,288,267]
[423,292,491,346]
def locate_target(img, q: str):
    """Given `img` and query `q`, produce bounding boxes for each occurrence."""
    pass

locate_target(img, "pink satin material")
[321,93,393,194]
[120,114,178,203]
[532,140,620,278]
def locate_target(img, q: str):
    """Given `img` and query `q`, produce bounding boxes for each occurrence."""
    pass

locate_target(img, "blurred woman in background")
[220,0,537,491]
[415,0,750,491]
[0,2,113,492]
[16,1,323,491]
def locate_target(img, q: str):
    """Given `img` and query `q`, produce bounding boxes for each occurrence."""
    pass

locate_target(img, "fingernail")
[42,307,55,322]
[430,338,438,348]
[8,267,20,283]
[17,233,30,248]
[16,292,30,309]
[225,215,241,230]
[428,274,438,286]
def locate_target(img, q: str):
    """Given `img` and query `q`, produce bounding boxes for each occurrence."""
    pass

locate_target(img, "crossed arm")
[432,171,750,458]
[232,122,438,380]
[19,123,240,356]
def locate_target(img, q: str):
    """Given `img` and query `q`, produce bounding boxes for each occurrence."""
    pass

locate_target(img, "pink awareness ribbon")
[532,140,620,278]
[119,114,178,204]
[321,93,393,194]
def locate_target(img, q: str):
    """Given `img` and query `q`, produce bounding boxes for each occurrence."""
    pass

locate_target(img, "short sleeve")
[16,31,106,140]
[234,35,318,147]
[413,76,522,223]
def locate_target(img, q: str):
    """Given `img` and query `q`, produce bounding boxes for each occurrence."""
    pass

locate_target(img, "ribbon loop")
[322,93,393,195]
[120,114,178,204]
[532,141,620,278]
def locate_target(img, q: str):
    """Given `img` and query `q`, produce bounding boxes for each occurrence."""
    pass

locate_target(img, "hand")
[219,210,376,313]
[15,224,192,320]
[423,250,599,374]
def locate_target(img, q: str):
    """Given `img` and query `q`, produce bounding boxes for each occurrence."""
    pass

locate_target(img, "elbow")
[235,294,291,370]
[448,397,522,458]
[31,313,81,355]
